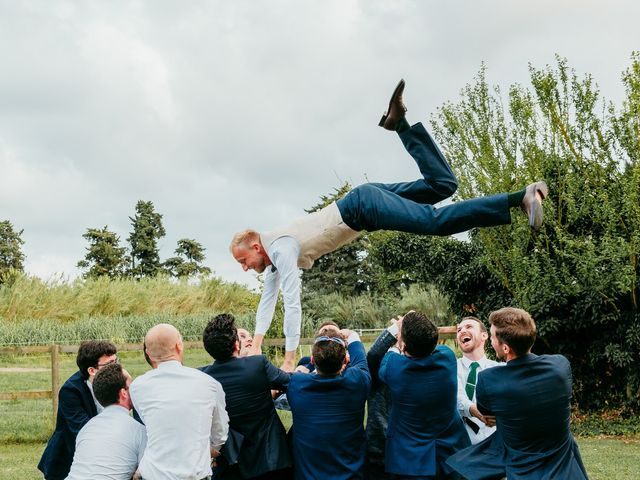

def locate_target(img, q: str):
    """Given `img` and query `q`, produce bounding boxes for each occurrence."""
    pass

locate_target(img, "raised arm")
[269,237,302,371]
[367,321,400,384]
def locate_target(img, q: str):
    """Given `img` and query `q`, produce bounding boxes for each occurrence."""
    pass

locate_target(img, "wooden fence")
[0,326,457,421]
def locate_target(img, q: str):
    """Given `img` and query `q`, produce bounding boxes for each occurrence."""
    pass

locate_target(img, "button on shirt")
[255,236,302,351]
[130,360,229,480]
[66,404,147,480]
[457,355,502,444]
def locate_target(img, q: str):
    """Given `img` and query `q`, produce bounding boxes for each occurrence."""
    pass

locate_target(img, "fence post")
[51,344,60,422]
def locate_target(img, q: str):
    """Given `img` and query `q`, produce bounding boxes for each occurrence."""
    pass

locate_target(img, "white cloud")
[0,0,638,291]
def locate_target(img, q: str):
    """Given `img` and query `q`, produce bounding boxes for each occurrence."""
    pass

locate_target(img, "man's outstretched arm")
[251,268,280,355]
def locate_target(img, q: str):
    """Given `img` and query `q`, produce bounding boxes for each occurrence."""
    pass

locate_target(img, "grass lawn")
[1,437,638,480]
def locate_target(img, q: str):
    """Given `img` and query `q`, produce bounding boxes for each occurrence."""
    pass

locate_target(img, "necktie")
[465,361,480,400]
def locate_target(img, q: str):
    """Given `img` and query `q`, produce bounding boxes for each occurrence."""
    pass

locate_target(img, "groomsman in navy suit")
[379,311,470,479]
[38,340,118,480]
[287,329,371,480]
[447,307,588,479]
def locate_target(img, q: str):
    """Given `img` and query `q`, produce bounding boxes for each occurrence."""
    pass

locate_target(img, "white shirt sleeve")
[209,382,229,452]
[457,361,473,417]
[255,267,280,336]
[261,236,302,352]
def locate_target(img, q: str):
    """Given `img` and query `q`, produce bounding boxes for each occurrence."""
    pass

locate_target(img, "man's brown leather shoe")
[521,181,549,229]
[378,79,407,130]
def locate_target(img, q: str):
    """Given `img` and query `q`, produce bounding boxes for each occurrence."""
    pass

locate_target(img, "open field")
[2,347,640,479]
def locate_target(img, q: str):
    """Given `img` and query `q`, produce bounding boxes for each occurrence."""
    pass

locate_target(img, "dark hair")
[489,307,536,357]
[92,363,127,408]
[401,311,438,357]
[459,316,487,333]
[76,341,117,380]
[312,338,346,375]
[203,313,238,360]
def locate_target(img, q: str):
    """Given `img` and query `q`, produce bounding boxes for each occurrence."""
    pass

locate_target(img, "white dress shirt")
[255,236,302,351]
[66,404,147,480]
[86,379,105,414]
[130,360,229,480]
[457,355,502,444]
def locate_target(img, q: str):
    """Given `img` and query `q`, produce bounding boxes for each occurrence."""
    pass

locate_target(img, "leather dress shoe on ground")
[521,181,549,229]
[378,79,407,130]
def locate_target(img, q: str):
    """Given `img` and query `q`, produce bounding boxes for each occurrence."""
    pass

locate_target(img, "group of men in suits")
[38,306,588,480]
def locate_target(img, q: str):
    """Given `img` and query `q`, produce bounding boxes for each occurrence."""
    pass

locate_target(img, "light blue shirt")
[255,236,302,351]
[66,405,146,480]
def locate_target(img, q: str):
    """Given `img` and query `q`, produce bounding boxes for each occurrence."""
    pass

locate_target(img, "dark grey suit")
[201,355,292,479]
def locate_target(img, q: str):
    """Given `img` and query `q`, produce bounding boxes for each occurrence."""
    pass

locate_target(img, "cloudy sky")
[1,1,638,290]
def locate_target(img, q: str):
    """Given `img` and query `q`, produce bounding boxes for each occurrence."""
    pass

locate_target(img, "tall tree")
[0,220,25,281]
[164,238,212,278]
[128,200,166,278]
[77,226,127,279]
[425,55,640,409]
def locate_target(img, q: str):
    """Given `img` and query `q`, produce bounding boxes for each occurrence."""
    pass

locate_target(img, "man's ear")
[344,352,350,365]
[234,340,240,354]
[310,355,315,365]
[481,331,488,342]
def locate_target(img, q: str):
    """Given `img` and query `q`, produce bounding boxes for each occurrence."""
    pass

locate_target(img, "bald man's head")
[144,323,184,367]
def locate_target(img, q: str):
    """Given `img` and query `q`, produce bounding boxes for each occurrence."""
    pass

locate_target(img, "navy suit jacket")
[38,371,98,480]
[447,353,588,480]
[200,355,291,478]
[287,341,371,480]
[380,345,470,478]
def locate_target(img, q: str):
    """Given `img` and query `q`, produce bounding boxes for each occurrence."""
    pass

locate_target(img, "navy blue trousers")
[336,122,511,235]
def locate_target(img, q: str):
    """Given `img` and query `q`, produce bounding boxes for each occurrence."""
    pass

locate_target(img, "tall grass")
[0,274,259,322]
[0,273,260,345]
[0,274,454,345]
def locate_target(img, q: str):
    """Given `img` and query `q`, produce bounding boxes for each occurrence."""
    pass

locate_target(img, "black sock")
[395,118,411,134]
[508,188,526,208]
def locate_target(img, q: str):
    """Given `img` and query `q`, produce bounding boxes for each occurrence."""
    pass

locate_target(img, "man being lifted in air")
[231,79,548,371]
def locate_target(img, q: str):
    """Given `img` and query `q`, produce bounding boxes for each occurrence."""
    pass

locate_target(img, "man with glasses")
[38,340,118,480]
[66,363,147,480]
[286,329,371,479]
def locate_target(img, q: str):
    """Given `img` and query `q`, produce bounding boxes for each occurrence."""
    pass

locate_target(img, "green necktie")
[465,362,480,400]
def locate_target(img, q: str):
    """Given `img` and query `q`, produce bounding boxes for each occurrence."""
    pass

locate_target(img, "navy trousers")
[336,122,511,235]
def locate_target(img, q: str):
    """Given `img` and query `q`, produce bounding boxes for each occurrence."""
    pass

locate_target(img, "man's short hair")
[203,313,238,361]
[230,229,260,250]
[459,316,487,333]
[489,307,536,357]
[401,311,438,357]
[92,363,127,408]
[312,337,347,375]
[316,321,342,338]
[76,340,117,380]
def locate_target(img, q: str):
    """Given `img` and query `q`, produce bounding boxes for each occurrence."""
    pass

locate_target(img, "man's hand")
[339,329,353,341]
[280,359,295,372]
[281,349,296,372]
[483,415,496,427]
[470,404,496,427]
[294,365,310,373]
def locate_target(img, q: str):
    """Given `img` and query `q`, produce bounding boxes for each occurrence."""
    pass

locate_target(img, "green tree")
[426,55,640,409]
[300,183,373,296]
[128,200,166,278]
[164,238,212,278]
[0,220,25,281]
[77,226,127,279]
